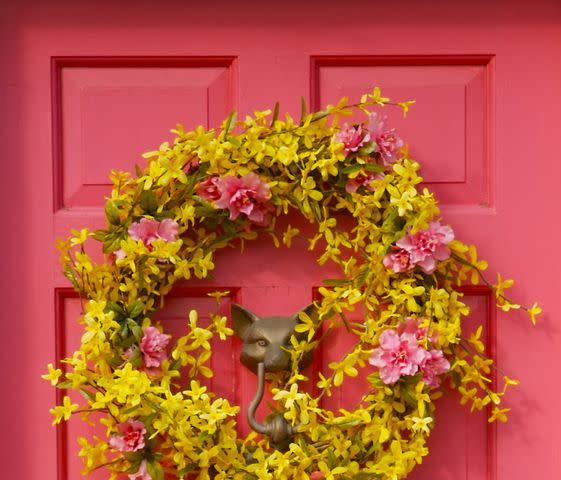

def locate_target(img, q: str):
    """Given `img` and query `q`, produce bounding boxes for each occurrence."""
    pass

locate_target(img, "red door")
[3,1,560,479]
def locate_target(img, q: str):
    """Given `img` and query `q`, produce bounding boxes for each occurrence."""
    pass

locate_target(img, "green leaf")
[120,324,129,338]
[357,142,377,155]
[355,267,370,288]
[105,199,121,226]
[79,387,96,401]
[323,278,352,286]
[220,109,237,139]
[127,300,144,319]
[310,200,322,222]
[154,210,175,220]
[401,386,418,407]
[91,229,107,242]
[341,163,362,175]
[63,266,81,292]
[339,311,351,333]
[126,346,143,367]
[131,325,143,342]
[102,233,122,254]
[139,190,158,214]
[195,205,220,218]
[270,101,280,127]
[105,301,126,317]
[300,96,308,124]
[311,110,329,122]
[363,163,385,173]
[121,404,141,415]
[135,164,143,178]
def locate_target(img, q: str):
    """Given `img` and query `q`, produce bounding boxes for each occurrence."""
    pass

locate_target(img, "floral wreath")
[45,88,540,480]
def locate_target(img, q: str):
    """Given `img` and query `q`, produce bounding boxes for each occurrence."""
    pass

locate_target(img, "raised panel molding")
[310,55,494,209]
[51,56,237,211]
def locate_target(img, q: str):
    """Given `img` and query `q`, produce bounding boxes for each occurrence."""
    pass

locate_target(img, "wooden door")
[2,1,560,479]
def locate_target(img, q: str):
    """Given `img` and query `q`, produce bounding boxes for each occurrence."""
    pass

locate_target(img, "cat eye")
[257,339,268,347]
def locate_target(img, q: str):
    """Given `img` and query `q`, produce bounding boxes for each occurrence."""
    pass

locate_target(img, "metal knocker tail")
[247,362,297,445]
[231,303,317,448]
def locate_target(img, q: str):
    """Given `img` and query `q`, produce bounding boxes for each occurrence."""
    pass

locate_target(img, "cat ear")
[231,303,259,339]
[294,303,318,324]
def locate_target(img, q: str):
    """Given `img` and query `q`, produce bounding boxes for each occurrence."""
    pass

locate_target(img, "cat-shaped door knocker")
[231,303,317,448]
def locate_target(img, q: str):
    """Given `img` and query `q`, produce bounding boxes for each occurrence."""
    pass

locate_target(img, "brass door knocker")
[231,303,316,448]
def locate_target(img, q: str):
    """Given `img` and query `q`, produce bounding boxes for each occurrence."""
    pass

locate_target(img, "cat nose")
[265,349,290,372]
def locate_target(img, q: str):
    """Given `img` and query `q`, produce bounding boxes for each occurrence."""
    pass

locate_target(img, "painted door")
[2,1,560,479]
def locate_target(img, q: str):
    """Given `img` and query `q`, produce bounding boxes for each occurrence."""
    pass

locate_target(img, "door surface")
[2,1,561,479]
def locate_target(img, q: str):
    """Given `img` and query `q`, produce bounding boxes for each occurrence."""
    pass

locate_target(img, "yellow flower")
[282,225,300,248]
[468,325,485,353]
[273,383,306,410]
[42,363,62,386]
[294,311,317,342]
[411,416,432,434]
[488,407,510,423]
[70,228,90,246]
[207,290,231,304]
[50,396,79,425]
[527,302,542,325]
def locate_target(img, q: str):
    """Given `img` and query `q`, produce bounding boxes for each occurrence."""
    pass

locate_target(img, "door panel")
[3,1,560,479]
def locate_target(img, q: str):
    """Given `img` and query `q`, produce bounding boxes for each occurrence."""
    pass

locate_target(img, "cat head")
[231,303,317,374]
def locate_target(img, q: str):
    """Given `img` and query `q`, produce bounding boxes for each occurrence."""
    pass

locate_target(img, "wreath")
[45,88,540,480]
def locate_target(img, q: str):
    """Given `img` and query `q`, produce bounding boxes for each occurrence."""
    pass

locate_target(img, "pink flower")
[396,222,454,274]
[196,177,221,201]
[184,156,200,173]
[367,112,404,165]
[310,472,325,480]
[140,326,170,368]
[419,349,450,387]
[128,218,179,246]
[383,247,413,273]
[345,172,384,194]
[368,330,427,384]
[109,420,146,452]
[333,123,371,157]
[128,460,152,480]
[215,173,272,225]
[397,317,428,340]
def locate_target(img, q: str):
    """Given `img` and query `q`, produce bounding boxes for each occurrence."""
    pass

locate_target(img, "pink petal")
[433,245,451,261]
[380,365,401,384]
[368,348,386,367]
[157,218,179,242]
[417,256,436,274]
[379,329,400,350]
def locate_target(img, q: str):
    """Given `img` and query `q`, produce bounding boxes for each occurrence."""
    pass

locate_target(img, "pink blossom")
[215,173,272,225]
[109,420,146,452]
[345,172,384,194]
[333,123,371,157]
[310,472,325,480]
[140,326,170,368]
[397,317,428,340]
[367,112,404,165]
[128,218,179,246]
[368,330,427,384]
[196,177,221,201]
[383,247,413,273]
[419,349,450,387]
[184,156,200,173]
[128,460,152,480]
[396,222,454,274]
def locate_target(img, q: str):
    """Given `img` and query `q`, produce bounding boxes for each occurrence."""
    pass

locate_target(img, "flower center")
[392,349,408,365]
